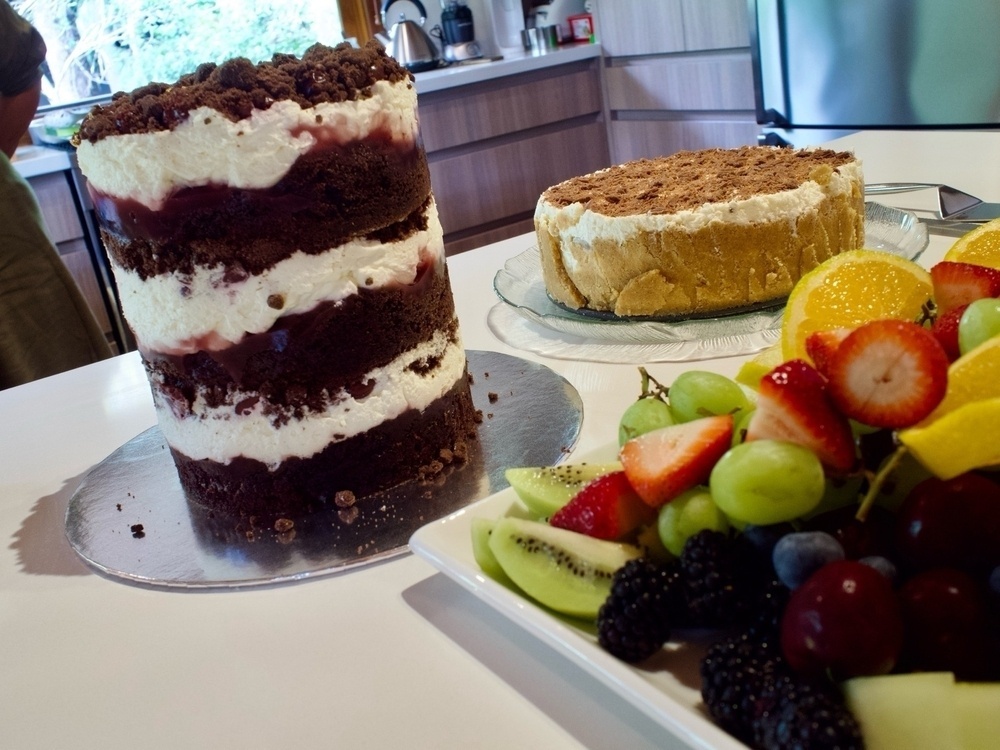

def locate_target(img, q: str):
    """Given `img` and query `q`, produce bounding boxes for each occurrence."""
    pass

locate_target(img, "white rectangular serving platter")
[409,444,750,750]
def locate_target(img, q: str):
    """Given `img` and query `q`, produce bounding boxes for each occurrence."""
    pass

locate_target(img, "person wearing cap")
[1,1,112,389]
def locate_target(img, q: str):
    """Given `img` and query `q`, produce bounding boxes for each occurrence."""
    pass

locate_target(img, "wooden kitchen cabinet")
[680,0,751,51]
[28,172,120,352]
[593,0,759,163]
[418,57,611,255]
[597,0,685,58]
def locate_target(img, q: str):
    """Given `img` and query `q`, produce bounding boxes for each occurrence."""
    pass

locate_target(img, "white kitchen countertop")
[412,41,601,94]
[0,129,989,750]
[10,143,72,179]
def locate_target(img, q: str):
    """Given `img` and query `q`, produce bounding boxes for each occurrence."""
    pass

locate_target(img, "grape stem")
[855,444,909,521]
[637,367,670,402]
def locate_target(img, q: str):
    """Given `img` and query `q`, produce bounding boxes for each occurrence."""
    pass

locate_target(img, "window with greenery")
[10,0,380,111]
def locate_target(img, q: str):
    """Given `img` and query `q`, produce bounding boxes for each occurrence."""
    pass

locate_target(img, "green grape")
[656,486,730,557]
[958,297,1000,355]
[709,440,825,525]
[669,370,751,424]
[618,397,674,446]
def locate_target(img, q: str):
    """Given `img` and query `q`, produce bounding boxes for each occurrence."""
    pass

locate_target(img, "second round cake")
[535,147,866,318]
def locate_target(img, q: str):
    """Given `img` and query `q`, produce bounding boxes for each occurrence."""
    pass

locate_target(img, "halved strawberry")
[745,359,856,475]
[930,261,1000,315]
[804,327,851,377]
[931,303,968,361]
[549,471,655,540]
[619,415,733,508]
[826,319,949,429]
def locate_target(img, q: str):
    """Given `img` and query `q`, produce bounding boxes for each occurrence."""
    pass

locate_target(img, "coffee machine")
[437,1,484,62]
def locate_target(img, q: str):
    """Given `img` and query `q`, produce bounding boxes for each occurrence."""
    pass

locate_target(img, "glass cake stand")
[489,202,928,363]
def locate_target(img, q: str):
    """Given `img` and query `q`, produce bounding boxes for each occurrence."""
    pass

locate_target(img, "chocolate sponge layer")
[142,259,460,420]
[93,142,432,279]
[173,375,478,516]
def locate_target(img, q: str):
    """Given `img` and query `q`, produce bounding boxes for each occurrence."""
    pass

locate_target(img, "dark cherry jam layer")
[93,139,431,279]
[143,258,458,419]
[172,375,478,516]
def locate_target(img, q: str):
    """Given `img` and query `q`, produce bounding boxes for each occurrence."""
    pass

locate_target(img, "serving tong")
[865,183,999,236]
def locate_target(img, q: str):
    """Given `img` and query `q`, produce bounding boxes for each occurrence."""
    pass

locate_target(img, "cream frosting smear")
[118,202,444,355]
[76,79,419,209]
[155,333,467,466]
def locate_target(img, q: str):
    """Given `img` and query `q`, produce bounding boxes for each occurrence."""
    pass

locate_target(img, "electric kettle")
[381,0,441,73]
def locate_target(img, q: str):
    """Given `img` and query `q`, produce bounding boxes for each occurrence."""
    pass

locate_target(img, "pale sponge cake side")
[534,147,865,318]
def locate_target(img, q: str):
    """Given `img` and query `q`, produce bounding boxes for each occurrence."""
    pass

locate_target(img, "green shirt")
[0,152,113,389]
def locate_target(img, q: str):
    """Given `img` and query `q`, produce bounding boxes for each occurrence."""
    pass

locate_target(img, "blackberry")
[746,576,792,643]
[680,530,768,627]
[597,558,681,663]
[700,630,785,744]
[751,670,843,748]
[754,691,863,750]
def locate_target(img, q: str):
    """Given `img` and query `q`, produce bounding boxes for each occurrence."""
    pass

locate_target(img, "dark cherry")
[805,503,896,560]
[780,560,903,680]
[895,473,1000,574]
[897,567,996,680]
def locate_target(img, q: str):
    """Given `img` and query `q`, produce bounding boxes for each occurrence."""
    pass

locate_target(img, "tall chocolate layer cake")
[75,42,478,516]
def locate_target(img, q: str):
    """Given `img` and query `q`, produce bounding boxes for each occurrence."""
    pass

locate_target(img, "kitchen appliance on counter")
[489,0,525,54]
[380,0,442,72]
[436,1,484,62]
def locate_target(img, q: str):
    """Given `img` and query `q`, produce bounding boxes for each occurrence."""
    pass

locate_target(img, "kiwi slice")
[505,462,622,518]
[488,516,640,620]
[470,517,510,583]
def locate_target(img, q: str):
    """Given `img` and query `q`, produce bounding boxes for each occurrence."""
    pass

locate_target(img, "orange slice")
[781,250,933,361]
[942,217,1000,269]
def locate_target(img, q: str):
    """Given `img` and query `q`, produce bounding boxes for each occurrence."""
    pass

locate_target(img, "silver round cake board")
[65,351,583,590]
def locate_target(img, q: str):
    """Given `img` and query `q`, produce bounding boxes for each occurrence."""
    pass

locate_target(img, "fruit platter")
[412,218,1000,750]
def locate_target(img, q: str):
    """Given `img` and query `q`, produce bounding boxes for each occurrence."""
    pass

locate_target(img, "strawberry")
[745,359,857,475]
[804,327,851,377]
[930,261,1000,315]
[931,303,968,361]
[826,319,949,429]
[619,415,733,508]
[549,471,655,540]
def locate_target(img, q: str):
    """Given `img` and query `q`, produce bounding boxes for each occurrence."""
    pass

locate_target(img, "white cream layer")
[115,201,444,355]
[77,79,419,210]
[535,161,863,256]
[153,332,466,467]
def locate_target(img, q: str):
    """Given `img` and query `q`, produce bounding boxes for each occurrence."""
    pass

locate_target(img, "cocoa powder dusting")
[76,41,411,143]
[541,147,856,216]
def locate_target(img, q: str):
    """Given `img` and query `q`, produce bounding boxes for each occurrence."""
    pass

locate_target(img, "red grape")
[780,560,903,679]
[897,567,996,680]
[896,473,1000,573]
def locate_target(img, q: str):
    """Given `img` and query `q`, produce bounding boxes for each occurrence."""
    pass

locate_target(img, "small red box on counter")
[568,13,594,42]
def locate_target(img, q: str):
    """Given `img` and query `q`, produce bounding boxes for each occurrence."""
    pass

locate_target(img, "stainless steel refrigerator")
[749,0,1000,131]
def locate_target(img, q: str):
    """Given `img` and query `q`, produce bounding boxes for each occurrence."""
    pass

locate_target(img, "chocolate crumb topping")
[541,147,857,217]
[76,41,411,143]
